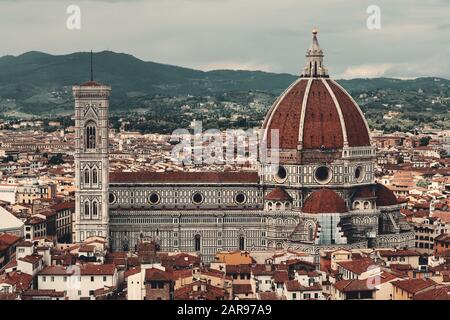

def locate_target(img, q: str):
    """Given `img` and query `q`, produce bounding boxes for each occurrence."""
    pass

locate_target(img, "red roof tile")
[145,268,172,282]
[110,171,258,184]
[302,188,348,214]
[375,183,398,206]
[392,279,436,294]
[337,258,376,275]
[334,279,375,293]
[264,187,292,201]
[0,233,21,246]
[262,79,370,151]
[412,285,450,300]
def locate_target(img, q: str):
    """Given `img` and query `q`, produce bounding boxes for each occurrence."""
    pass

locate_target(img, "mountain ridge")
[0,50,449,117]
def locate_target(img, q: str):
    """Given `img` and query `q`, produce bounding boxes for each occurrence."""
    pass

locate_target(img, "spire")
[90,50,93,81]
[301,28,329,78]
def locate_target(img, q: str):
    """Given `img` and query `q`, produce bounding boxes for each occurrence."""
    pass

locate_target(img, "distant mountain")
[0,51,448,116]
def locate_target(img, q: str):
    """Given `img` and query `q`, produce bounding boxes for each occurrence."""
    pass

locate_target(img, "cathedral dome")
[302,188,348,214]
[262,30,371,159]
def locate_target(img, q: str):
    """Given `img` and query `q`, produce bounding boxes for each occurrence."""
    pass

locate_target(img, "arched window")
[239,236,245,251]
[84,201,90,218]
[85,122,97,149]
[92,201,98,217]
[309,225,315,242]
[194,234,201,251]
[84,169,90,185]
[92,168,98,184]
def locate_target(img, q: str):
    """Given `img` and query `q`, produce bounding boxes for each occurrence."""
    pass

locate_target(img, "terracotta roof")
[264,187,292,201]
[436,250,450,258]
[233,283,253,294]
[285,280,303,291]
[110,171,258,184]
[3,258,17,270]
[353,186,374,199]
[226,264,252,274]
[412,285,450,300]
[378,249,421,257]
[377,271,399,284]
[258,292,279,300]
[251,264,274,276]
[435,233,450,243]
[26,217,46,225]
[392,279,436,294]
[0,272,33,292]
[262,78,370,151]
[172,269,193,280]
[337,258,376,275]
[22,289,65,298]
[51,201,74,212]
[302,188,348,214]
[174,280,227,300]
[124,266,141,278]
[16,241,33,247]
[18,254,42,265]
[198,268,232,280]
[273,270,289,283]
[375,183,398,206]
[161,253,200,269]
[145,268,172,282]
[0,233,21,246]
[78,245,96,253]
[334,279,375,293]
[39,264,116,276]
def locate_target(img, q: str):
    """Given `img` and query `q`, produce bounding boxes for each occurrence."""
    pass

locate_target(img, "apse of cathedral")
[73,30,415,263]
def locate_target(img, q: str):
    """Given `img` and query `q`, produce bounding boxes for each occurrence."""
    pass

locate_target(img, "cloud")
[340,64,395,79]
[195,61,274,72]
[0,0,448,78]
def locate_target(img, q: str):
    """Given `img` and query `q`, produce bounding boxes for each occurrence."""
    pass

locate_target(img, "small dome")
[302,188,348,214]
[375,183,398,206]
[264,187,292,201]
[353,186,375,199]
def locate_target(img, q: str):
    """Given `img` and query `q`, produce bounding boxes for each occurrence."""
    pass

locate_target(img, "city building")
[72,30,415,263]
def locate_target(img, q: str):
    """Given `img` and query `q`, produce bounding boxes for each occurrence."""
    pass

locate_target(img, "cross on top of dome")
[301,28,329,78]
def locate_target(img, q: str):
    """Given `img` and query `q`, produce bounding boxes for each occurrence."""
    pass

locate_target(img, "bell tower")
[73,51,111,243]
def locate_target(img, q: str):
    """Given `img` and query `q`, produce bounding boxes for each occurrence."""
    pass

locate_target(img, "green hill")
[0,51,448,119]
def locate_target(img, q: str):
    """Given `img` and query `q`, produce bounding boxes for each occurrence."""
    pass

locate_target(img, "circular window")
[108,192,116,204]
[275,166,287,183]
[354,166,365,182]
[314,166,332,184]
[148,192,160,205]
[192,192,204,204]
[235,193,246,204]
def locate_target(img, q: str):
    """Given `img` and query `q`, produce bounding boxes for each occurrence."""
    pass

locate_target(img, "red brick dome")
[375,183,398,206]
[263,78,370,150]
[302,188,348,214]
[262,30,370,154]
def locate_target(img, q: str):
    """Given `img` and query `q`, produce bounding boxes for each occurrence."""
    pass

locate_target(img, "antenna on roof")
[90,50,93,81]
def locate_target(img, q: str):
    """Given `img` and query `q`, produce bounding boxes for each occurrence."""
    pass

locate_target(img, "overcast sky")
[0,0,449,78]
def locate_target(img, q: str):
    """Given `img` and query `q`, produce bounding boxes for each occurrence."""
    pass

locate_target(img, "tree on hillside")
[419,136,431,146]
